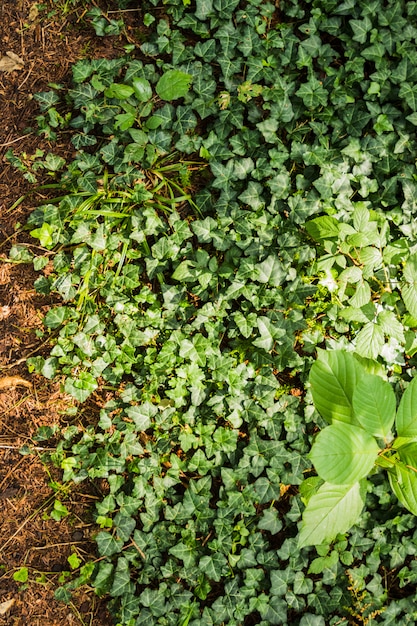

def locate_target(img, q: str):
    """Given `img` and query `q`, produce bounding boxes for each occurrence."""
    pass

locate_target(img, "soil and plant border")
[5,0,417,624]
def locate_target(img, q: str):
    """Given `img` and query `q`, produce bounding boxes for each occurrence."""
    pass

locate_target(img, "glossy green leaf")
[131,77,152,102]
[310,422,379,484]
[298,481,366,548]
[352,374,396,438]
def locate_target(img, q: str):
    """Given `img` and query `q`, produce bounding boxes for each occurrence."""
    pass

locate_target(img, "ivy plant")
[9,0,417,623]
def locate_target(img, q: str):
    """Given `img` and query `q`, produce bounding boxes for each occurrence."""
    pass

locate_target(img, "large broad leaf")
[298,481,366,548]
[352,374,396,438]
[156,70,192,101]
[401,252,417,318]
[310,422,379,484]
[309,350,362,424]
[388,444,417,515]
[396,376,417,437]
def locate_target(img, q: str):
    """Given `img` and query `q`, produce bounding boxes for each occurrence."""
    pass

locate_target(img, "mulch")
[0,1,142,623]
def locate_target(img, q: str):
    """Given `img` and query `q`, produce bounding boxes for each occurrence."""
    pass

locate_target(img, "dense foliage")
[9,0,417,623]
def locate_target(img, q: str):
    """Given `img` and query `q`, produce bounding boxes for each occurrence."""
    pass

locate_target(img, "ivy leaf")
[104,83,134,99]
[195,0,213,20]
[44,306,72,329]
[110,557,132,598]
[256,255,285,286]
[299,614,326,626]
[296,78,328,108]
[64,372,98,402]
[125,402,157,431]
[352,374,396,438]
[298,481,366,548]
[156,70,192,100]
[169,542,196,568]
[399,82,417,111]
[258,508,283,534]
[96,532,124,557]
[131,77,152,102]
[309,422,379,484]
[199,553,227,582]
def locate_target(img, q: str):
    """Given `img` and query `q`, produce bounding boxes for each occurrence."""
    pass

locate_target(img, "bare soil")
[0,1,141,623]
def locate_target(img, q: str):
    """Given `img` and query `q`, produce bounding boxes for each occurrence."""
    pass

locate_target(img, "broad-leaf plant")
[300,350,417,548]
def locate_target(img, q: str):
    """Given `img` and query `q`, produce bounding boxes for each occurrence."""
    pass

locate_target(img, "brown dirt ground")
[0,1,143,624]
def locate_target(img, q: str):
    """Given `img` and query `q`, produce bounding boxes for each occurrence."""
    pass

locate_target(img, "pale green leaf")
[401,253,417,318]
[352,374,396,438]
[298,481,365,548]
[310,422,379,484]
[355,322,385,360]
[156,70,192,101]
[388,444,417,515]
[396,376,417,437]
[125,402,157,431]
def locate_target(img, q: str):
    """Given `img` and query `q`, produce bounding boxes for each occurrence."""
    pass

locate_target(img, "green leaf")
[44,306,71,329]
[258,508,283,534]
[401,252,417,318]
[298,481,366,548]
[309,350,361,424]
[199,553,227,582]
[169,542,196,568]
[96,532,124,557]
[110,557,132,598]
[256,255,285,286]
[349,17,372,43]
[125,402,157,431]
[388,445,417,515]
[131,77,152,102]
[64,372,98,402]
[67,552,82,570]
[352,374,396,438]
[354,322,385,360]
[30,222,55,248]
[299,614,326,626]
[104,83,135,99]
[13,566,29,583]
[396,376,417,437]
[156,70,192,101]
[399,82,417,111]
[310,422,379,484]
[305,216,340,242]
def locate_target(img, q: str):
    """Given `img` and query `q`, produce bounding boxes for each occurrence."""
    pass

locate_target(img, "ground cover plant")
[8,0,417,623]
